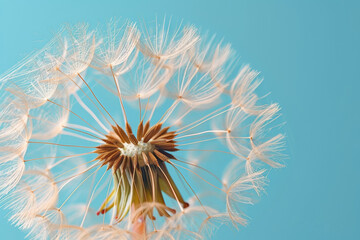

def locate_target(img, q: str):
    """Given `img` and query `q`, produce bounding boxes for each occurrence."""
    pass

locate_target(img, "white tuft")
[119,141,154,157]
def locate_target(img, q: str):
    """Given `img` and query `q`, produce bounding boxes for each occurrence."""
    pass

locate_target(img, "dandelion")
[0,18,285,239]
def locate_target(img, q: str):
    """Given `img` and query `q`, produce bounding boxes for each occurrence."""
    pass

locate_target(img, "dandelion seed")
[0,18,285,239]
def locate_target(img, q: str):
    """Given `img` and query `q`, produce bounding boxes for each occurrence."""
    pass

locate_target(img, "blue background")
[0,0,359,239]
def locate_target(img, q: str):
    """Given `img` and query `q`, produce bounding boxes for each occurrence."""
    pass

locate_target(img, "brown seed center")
[94,121,178,171]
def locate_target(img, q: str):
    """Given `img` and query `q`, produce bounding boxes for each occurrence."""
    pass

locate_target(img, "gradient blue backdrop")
[0,0,359,239]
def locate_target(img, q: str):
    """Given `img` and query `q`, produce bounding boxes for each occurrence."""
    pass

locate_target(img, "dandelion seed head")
[0,17,285,239]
